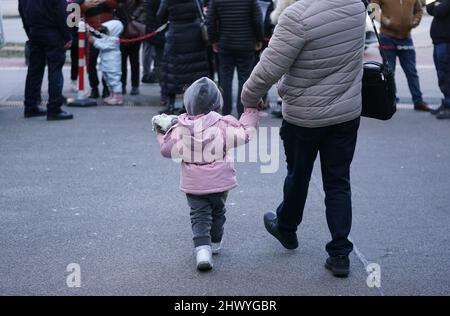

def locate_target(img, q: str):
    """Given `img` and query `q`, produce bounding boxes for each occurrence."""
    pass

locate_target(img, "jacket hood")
[175,111,223,157]
[183,77,223,116]
[102,20,124,37]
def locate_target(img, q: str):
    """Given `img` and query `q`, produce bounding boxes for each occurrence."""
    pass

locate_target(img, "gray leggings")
[186,192,228,247]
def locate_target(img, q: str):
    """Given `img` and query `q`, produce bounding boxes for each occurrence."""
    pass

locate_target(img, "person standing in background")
[207,0,263,118]
[427,0,450,119]
[19,0,74,121]
[142,0,165,87]
[118,0,146,96]
[157,0,210,115]
[372,0,431,111]
[74,0,119,99]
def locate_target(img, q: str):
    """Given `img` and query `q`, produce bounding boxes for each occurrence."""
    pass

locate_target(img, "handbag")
[361,12,397,120]
[124,4,146,38]
[194,0,210,45]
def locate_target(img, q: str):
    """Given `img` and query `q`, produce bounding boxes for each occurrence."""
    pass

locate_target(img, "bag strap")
[194,0,206,22]
[367,7,390,68]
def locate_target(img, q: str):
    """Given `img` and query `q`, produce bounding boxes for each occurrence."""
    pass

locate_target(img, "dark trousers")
[380,34,423,104]
[142,42,164,80]
[88,43,101,89]
[433,43,450,105]
[277,118,360,257]
[219,50,255,117]
[24,40,66,114]
[121,42,141,88]
[70,38,78,81]
[186,192,228,247]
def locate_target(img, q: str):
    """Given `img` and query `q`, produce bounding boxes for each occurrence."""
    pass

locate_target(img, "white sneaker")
[211,241,222,255]
[195,246,213,271]
[71,80,78,93]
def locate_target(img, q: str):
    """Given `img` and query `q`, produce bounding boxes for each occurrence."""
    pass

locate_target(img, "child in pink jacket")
[156,77,262,271]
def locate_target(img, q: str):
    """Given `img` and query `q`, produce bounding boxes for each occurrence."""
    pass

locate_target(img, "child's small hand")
[88,36,95,45]
[152,114,178,133]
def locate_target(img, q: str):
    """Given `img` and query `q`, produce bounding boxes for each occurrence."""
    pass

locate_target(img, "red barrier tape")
[117,30,159,44]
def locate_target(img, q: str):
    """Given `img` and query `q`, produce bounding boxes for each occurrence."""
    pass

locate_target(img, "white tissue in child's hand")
[152,114,178,132]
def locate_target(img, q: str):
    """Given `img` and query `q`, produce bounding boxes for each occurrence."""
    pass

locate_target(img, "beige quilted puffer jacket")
[242,0,367,128]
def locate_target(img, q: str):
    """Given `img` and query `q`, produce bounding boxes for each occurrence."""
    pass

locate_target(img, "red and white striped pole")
[68,20,97,107]
[78,21,86,98]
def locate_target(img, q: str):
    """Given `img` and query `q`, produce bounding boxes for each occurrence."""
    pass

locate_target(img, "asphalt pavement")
[0,15,449,296]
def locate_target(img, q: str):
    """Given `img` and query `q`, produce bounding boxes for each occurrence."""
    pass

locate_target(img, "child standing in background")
[154,77,262,271]
[89,20,124,105]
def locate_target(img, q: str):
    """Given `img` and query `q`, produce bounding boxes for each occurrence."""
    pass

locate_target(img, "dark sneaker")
[436,107,450,119]
[47,111,74,121]
[102,86,110,99]
[325,255,350,278]
[431,101,445,115]
[414,101,432,112]
[130,87,140,96]
[89,87,99,99]
[24,107,47,118]
[263,212,298,250]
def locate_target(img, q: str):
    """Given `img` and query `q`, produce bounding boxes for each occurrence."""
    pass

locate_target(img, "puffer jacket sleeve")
[207,0,219,44]
[241,6,306,108]
[93,37,117,51]
[412,0,423,27]
[252,0,264,43]
[223,108,261,151]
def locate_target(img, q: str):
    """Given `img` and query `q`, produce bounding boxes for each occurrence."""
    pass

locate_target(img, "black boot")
[102,86,110,99]
[89,87,100,99]
[47,110,74,121]
[130,87,140,96]
[436,105,450,119]
[325,255,350,278]
[431,101,445,115]
[159,105,174,115]
[24,106,47,118]
[263,212,298,250]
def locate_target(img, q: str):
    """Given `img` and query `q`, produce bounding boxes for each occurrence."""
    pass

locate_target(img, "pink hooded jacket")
[157,109,261,195]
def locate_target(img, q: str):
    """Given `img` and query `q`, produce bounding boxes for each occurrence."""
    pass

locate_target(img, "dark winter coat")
[74,0,119,30]
[145,0,165,46]
[427,0,450,44]
[157,0,210,95]
[117,0,146,39]
[18,0,72,45]
[207,0,263,52]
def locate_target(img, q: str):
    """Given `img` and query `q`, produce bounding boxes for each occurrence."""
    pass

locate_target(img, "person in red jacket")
[74,0,120,99]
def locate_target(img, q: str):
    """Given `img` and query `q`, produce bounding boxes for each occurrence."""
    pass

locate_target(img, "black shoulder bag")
[194,0,210,45]
[361,11,397,120]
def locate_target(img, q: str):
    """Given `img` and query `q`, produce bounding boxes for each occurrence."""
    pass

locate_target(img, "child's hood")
[101,20,124,38]
[175,111,224,154]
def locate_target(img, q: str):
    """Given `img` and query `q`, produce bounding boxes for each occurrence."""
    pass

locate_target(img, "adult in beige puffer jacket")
[242,0,366,278]
[242,0,366,127]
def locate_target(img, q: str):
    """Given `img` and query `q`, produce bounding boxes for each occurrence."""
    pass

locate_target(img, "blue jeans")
[433,43,450,106]
[380,34,423,104]
[24,40,66,114]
